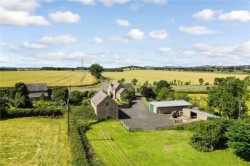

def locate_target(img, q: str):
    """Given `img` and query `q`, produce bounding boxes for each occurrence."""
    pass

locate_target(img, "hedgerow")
[6,107,63,117]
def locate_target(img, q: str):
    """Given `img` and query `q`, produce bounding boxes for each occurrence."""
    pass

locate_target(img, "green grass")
[103,70,248,85]
[86,121,249,166]
[0,117,72,165]
[0,71,97,87]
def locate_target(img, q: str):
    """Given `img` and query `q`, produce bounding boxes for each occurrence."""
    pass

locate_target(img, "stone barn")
[26,83,51,100]
[149,100,192,114]
[182,108,219,120]
[91,91,118,119]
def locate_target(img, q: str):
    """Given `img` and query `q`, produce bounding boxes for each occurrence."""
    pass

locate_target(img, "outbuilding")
[26,83,51,100]
[182,108,219,120]
[91,91,118,119]
[149,100,192,114]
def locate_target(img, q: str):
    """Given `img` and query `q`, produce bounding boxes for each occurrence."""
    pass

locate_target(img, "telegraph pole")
[237,99,243,119]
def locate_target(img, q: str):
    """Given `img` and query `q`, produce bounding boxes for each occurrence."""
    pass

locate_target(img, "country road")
[74,82,250,92]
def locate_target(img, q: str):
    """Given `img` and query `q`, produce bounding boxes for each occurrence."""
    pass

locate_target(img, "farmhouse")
[149,100,192,114]
[182,108,219,121]
[107,82,135,100]
[26,83,50,100]
[91,91,118,119]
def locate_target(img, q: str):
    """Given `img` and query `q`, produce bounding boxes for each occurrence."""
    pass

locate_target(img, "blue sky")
[0,0,250,67]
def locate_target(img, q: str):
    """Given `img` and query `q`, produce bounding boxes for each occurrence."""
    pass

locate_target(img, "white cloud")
[98,0,129,6]
[0,41,6,47]
[218,10,250,22]
[23,42,47,49]
[36,51,86,61]
[39,35,77,44]
[68,0,95,5]
[107,36,129,43]
[49,11,80,23]
[92,37,104,44]
[192,9,218,21]
[149,30,168,39]
[140,0,166,5]
[0,7,50,26]
[126,29,144,40]
[115,19,130,27]
[192,41,250,58]
[0,0,40,12]
[179,25,218,35]
[158,47,172,54]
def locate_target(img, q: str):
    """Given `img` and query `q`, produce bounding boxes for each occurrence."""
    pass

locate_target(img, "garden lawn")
[86,121,249,166]
[0,71,97,87]
[0,118,72,165]
[103,70,247,85]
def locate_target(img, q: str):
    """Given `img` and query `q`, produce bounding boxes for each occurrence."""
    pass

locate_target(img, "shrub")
[53,87,68,104]
[70,90,84,105]
[6,107,63,117]
[226,120,250,160]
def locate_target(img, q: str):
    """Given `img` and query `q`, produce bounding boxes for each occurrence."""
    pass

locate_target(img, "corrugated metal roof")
[189,109,220,118]
[149,100,192,107]
[91,91,108,106]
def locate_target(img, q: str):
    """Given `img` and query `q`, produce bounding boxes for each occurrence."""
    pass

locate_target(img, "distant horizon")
[1,64,249,69]
[1,0,250,67]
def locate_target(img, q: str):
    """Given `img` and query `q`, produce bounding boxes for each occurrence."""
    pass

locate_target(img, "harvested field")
[0,71,97,87]
[103,70,248,85]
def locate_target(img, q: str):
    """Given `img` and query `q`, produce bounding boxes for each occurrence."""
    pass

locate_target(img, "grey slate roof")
[29,92,48,98]
[91,91,108,106]
[150,100,192,108]
[189,109,220,118]
[26,83,48,92]
[117,88,126,94]
[121,83,134,89]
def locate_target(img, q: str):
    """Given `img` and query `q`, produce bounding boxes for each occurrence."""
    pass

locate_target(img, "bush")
[6,107,63,117]
[69,90,84,105]
[175,119,232,152]
[53,87,68,104]
[226,120,250,160]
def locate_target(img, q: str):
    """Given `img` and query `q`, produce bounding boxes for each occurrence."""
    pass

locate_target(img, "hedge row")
[5,107,63,118]
[175,90,208,94]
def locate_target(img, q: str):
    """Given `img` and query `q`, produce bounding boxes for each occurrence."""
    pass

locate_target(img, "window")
[106,102,109,107]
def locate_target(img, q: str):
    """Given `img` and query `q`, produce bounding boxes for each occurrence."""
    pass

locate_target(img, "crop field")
[0,118,72,165]
[86,121,248,166]
[103,70,248,85]
[0,71,97,87]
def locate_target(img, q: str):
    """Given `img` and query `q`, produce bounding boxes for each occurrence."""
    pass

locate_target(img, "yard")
[0,71,97,87]
[86,121,248,166]
[0,118,72,165]
[103,70,248,85]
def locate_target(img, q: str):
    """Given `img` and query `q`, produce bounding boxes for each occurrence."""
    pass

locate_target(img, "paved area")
[119,96,175,131]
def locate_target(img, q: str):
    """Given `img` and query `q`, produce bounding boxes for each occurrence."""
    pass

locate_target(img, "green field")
[0,118,72,165]
[0,71,97,87]
[103,70,248,85]
[86,121,248,166]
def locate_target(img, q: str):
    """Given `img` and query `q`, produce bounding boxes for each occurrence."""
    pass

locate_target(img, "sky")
[0,0,250,68]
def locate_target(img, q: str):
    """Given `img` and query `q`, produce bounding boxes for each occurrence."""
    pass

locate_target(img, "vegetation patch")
[86,121,248,166]
[0,118,72,165]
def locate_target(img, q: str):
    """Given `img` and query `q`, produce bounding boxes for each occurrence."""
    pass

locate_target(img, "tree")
[226,121,250,160]
[208,77,248,119]
[53,87,68,104]
[157,87,171,100]
[131,78,138,86]
[118,78,125,83]
[89,64,104,79]
[13,82,32,108]
[154,80,171,94]
[70,90,84,105]
[198,78,204,85]
[141,86,156,101]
